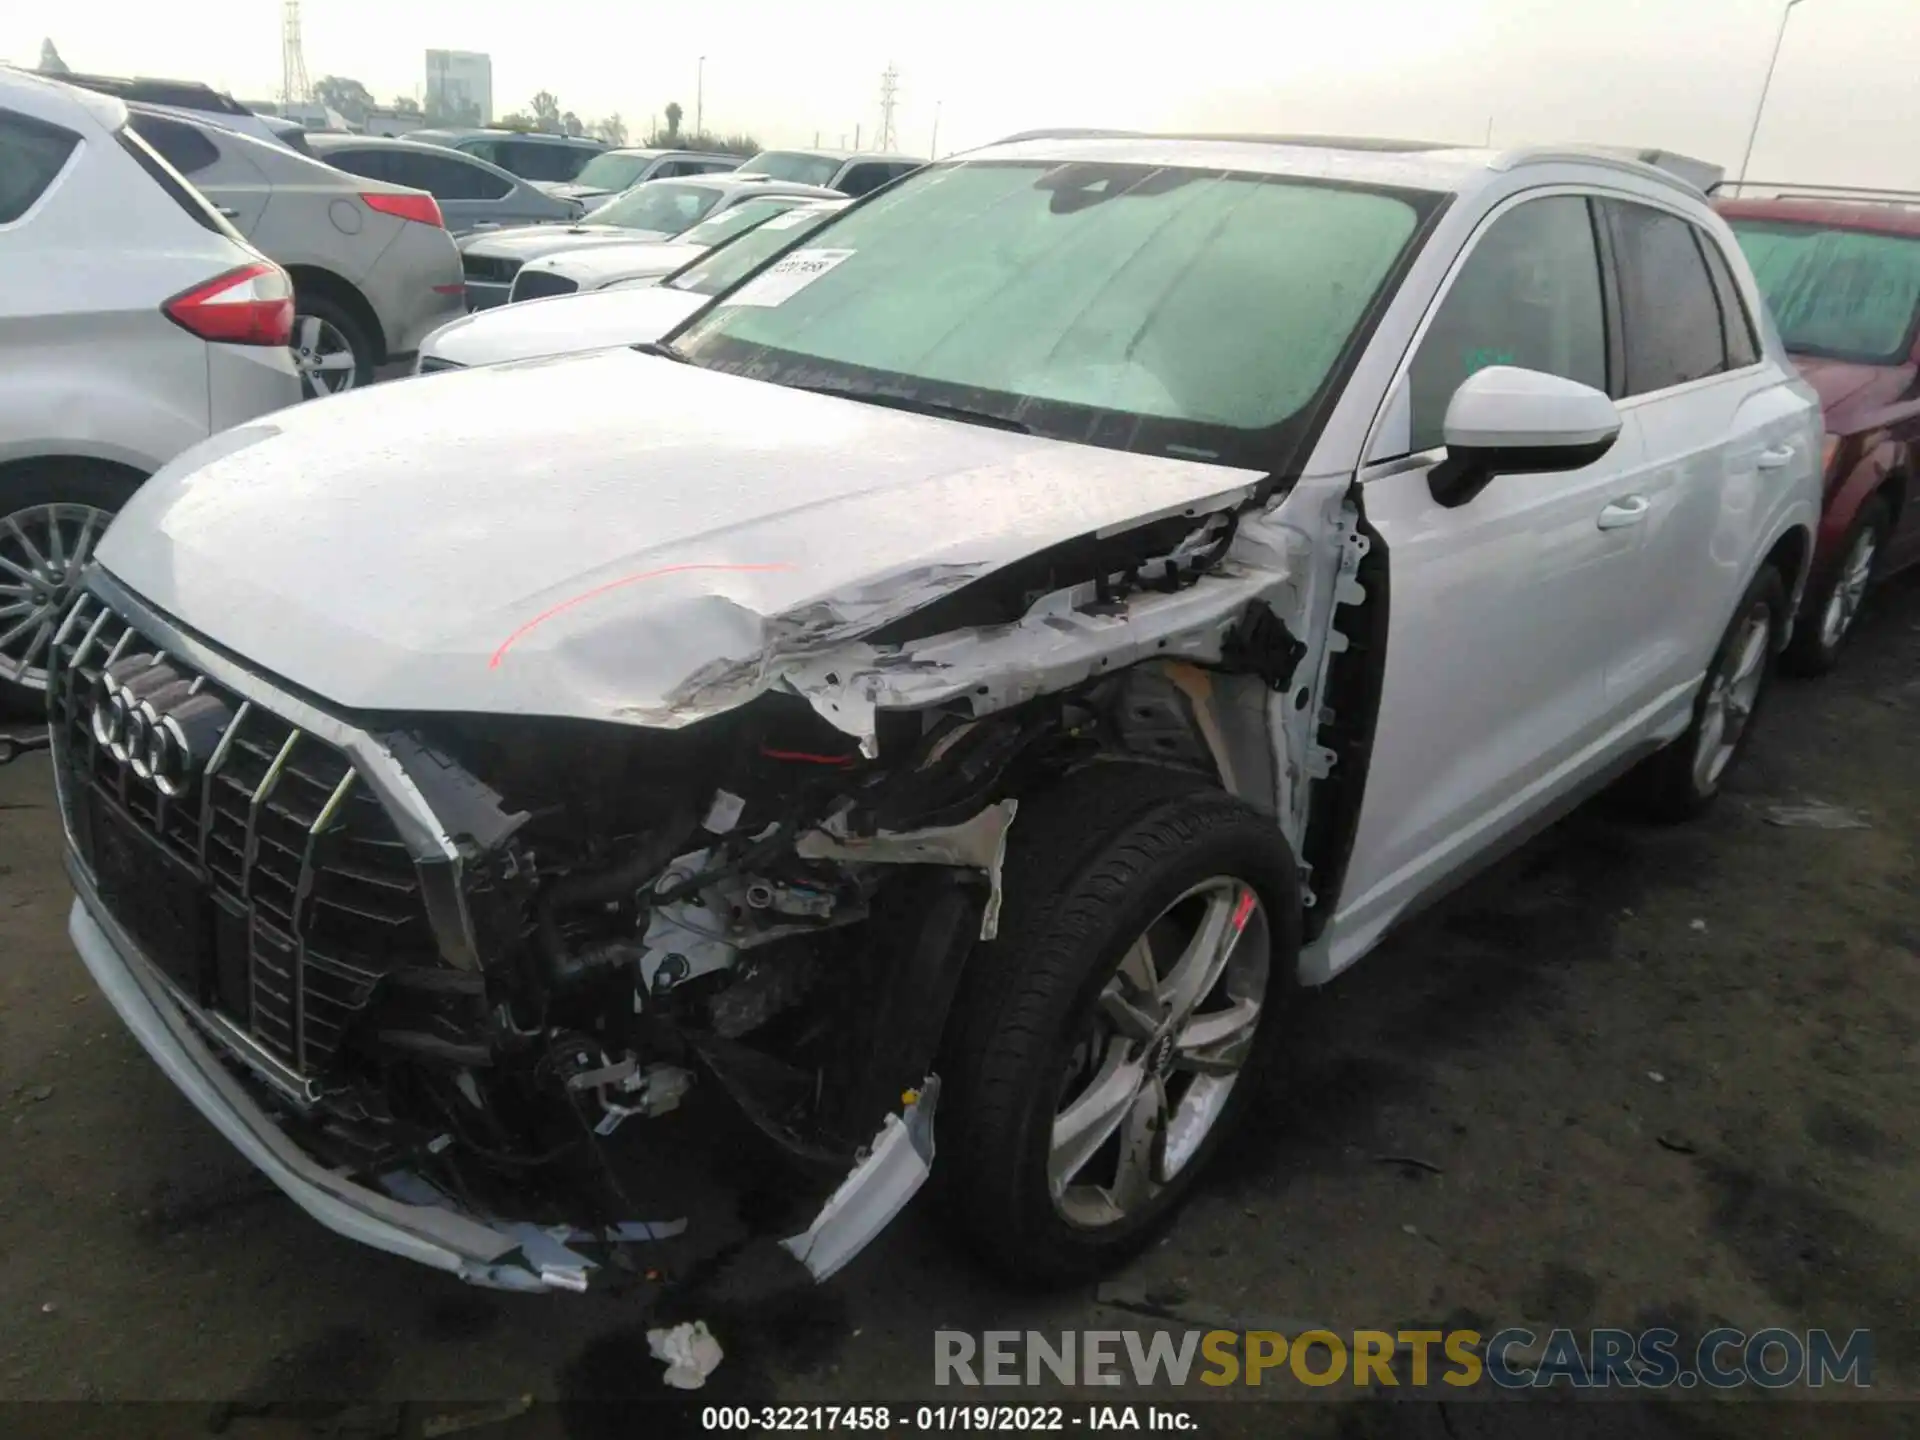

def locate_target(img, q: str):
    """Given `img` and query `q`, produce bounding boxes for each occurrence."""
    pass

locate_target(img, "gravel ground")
[1,578,1916,1440]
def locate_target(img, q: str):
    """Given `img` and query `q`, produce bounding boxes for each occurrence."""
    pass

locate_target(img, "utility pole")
[1484,115,1494,147]
[279,0,312,108]
[696,56,705,139]
[877,63,899,151]
[1737,0,1807,187]
[931,99,941,159]
[854,123,861,149]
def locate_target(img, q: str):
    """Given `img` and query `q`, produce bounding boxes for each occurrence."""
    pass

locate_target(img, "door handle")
[216,206,239,218]
[1757,444,1795,470]
[1597,495,1651,530]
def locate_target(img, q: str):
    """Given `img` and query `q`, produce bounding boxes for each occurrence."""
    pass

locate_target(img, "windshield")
[673,161,1434,467]
[1729,220,1920,363]
[667,205,845,297]
[572,152,655,191]
[675,198,803,249]
[737,151,842,188]
[584,182,723,233]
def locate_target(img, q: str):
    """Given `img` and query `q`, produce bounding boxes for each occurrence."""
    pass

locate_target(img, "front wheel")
[939,764,1299,1284]
[1617,566,1785,824]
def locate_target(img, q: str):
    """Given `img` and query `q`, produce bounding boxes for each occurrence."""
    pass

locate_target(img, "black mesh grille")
[509,269,580,302]
[462,253,521,283]
[50,593,437,1078]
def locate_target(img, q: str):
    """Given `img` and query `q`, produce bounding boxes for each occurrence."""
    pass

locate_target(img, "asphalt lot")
[2,577,1916,1439]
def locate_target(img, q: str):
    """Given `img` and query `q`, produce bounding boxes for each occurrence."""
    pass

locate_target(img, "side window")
[125,114,220,176]
[326,148,390,182]
[1697,231,1761,368]
[505,142,587,182]
[1605,199,1729,395]
[0,108,80,224]
[1407,196,1608,453]
[837,163,890,197]
[458,139,503,167]
[397,151,511,201]
[652,160,692,178]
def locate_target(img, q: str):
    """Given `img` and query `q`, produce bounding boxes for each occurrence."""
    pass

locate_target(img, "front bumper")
[66,849,935,1291]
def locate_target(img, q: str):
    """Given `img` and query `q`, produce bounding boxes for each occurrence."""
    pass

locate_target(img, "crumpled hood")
[96,350,1260,724]
[422,285,706,367]
[1792,355,1917,433]
[462,225,674,262]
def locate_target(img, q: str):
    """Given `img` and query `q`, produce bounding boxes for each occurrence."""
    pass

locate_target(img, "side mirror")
[1428,366,1622,508]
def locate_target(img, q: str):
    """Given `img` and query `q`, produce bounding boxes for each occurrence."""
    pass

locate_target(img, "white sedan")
[418,200,846,372]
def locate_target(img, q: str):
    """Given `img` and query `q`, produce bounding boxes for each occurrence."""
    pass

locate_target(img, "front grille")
[462,253,521,284]
[51,593,437,1079]
[509,269,579,303]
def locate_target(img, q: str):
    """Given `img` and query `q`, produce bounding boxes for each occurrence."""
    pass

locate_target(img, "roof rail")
[1713,180,1920,208]
[1495,146,1725,195]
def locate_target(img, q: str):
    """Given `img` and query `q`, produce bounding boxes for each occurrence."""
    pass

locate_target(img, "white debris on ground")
[647,1319,725,1390]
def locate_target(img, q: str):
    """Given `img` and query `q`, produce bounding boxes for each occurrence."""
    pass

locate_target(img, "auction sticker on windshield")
[721,248,855,306]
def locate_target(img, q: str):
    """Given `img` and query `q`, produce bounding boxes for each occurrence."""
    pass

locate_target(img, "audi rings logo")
[90,656,236,799]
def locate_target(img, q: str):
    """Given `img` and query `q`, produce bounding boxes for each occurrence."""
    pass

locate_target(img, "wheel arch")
[284,265,387,364]
[0,453,150,492]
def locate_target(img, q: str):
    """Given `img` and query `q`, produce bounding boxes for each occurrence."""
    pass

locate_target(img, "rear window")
[737,151,842,188]
[504,140,597,182]
[572,151,655,191]
[125,113,220,176]
[381,149,512,201]
[585,181,723,234]
[1728,220,1920,364]
[115,125,235,237]
[0,108,80,224]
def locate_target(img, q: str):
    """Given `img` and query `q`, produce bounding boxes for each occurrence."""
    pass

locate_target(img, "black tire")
[1782,495,1890,677]
[290,290,377,398]
[0,461,140,719]
[938,762,1300,1285]
[1617,565,1787,824]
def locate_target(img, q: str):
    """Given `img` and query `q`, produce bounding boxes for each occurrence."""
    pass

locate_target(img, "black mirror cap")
[1427,432,1618,509]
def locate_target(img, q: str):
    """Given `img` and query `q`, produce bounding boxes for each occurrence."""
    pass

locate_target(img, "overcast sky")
[7,0,1917,185]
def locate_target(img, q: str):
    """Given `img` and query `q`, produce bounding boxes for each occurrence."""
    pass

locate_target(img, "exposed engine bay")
[57,480,1362,1290]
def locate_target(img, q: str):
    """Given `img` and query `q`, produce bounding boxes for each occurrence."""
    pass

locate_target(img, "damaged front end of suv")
[48,429,1351,1292]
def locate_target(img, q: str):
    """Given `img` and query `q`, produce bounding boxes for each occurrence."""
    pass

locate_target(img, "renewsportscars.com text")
[934,1328,1873,1390]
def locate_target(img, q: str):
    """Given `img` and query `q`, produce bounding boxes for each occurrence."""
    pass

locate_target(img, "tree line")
[310,76,757,155]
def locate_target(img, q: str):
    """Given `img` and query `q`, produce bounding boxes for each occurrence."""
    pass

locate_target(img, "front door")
[1330,192,1657,956]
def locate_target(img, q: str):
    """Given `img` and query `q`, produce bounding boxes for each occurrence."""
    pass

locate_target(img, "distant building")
[425,50,491,126]
[364,108,427,138]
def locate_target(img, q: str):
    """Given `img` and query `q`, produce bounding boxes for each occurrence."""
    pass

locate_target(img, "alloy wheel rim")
[1048,876,1270,1230]
[1692,604,1771,793]
[1818,528,1877,650]
[0,503,110,691]
[291,313,359,398]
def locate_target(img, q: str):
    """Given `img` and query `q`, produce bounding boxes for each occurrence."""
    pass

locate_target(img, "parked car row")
[6,64,1917,1297]
[1714,185,1920,670]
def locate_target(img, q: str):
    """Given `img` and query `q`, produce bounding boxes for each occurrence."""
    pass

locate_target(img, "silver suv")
[0,68,299,709]
[51,134,1819,1291]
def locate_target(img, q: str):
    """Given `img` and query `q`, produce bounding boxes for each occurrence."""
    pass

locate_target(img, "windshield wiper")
[784,383,1031,434]
[632,340,688,363]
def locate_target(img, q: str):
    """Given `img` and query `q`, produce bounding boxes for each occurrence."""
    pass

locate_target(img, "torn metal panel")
[781,1079,938,1283]
[797,800,1017,940]
[777,562,1296,754]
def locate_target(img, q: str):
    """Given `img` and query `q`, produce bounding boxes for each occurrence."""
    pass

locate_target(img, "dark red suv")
[1717,189,1920,672]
